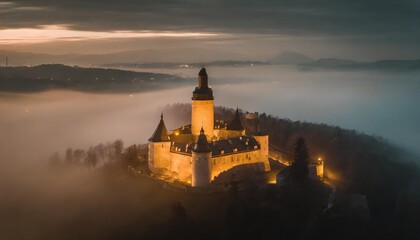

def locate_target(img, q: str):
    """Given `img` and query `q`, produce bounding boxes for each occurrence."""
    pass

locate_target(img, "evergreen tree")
[289,137,309,183]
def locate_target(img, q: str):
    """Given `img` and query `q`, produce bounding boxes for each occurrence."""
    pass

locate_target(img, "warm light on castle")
[148,68,270,187]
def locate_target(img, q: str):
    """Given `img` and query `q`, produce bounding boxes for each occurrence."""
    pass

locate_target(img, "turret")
[227,107,245,131]
[253,115,270,171]
[148,114,171,174]
[149,113,170,142]
[192,68,213,100]
[191,68,214,139]
[191,127,212,187]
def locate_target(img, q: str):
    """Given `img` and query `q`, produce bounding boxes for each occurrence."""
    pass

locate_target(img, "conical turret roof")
[227,108,244,131]
[193,127,211,153]
[149,113,170,142]
[199,67,207,76]
[192,68,213,100]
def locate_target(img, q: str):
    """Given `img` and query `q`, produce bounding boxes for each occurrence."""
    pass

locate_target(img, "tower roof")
[149,113,170,142]
[193,127,211,152]
[199,67,207,76]
[192,68,213,100]
[227,108,245,131]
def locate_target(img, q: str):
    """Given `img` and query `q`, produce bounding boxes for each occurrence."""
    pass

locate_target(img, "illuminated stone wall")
[254,135,269,166]
[214,129,245,139]
[211,149,270,180]
[191,100,214,139]
[148,142,171,174]
[192,152,212,187]
[169,152,192,182]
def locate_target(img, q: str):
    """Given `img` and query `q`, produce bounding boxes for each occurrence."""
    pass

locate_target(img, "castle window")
[213,159,216,165]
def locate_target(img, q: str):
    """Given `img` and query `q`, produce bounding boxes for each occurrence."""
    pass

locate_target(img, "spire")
[199,67,207,77]
[192,68,213,100]
[193,127,211,152]
[149,114,170,142]
[227,107,245,131]
[198,67,208,89]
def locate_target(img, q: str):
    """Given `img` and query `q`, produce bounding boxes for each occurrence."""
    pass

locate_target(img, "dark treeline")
[0,64,187,92]
[49,139,148,172]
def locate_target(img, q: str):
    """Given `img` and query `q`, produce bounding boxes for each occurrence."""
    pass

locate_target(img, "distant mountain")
[0,48,250,66]
[0,64,187,93]
[299,58,420,71]
[103,60,269,69]
[299,58,359,68]
[269,51,313,65]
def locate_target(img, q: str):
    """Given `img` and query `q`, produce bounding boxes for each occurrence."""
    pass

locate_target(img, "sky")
[0,0,420,60]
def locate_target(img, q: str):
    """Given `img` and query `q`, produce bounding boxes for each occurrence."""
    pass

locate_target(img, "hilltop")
[0,64,187,93]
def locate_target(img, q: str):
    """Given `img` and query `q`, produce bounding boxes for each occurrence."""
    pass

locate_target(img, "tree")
[65,148,73,163]
[85,147,98,169]
[73,149,85,164]
[111,139,124,161]
[123,144,139,167]
[94,143,105,163]
[289,137,309,183]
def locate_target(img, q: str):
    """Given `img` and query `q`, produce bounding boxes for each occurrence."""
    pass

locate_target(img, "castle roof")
[193,68,213,100]
[227,108,245,131]
[211,136,259,156]
[171,135,260,157]
[193,128,211,153]
[199,67,207,76]
[149,114,170,142]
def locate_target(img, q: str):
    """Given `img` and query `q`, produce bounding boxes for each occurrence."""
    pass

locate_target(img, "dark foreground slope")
[0,64,188,93]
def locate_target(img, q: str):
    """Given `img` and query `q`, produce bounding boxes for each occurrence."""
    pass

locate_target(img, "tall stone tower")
[148,114,171,174]
[253,116,270,171]
[191,128,212,187]
[191,68,214,140]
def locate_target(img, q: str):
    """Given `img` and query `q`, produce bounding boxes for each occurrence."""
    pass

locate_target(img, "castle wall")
[210,149,269,180]
[192,152,212,187]
[148,142,171,174]
[214,129,245,139]
[254,135,270,171]
[169,152,192,182]
[191,100,214,139]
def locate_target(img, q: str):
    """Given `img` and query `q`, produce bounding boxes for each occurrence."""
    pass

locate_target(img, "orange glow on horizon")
[0,25,220,45]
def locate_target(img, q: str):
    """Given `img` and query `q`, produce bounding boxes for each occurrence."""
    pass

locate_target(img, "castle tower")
[253,116,271,171]
[191,127,212,187]
[191,68,214,140]
[148,114,171,174]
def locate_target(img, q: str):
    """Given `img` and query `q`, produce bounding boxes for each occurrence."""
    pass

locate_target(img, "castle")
[148,68,270,187]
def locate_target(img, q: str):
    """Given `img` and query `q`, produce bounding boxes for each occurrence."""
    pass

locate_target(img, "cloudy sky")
[1,0,419,60]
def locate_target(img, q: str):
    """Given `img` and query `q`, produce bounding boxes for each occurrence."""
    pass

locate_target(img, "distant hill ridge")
[0,64,186,93]
[103,60,269,69]
[269,51,314,64]
[299,58,420,71]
